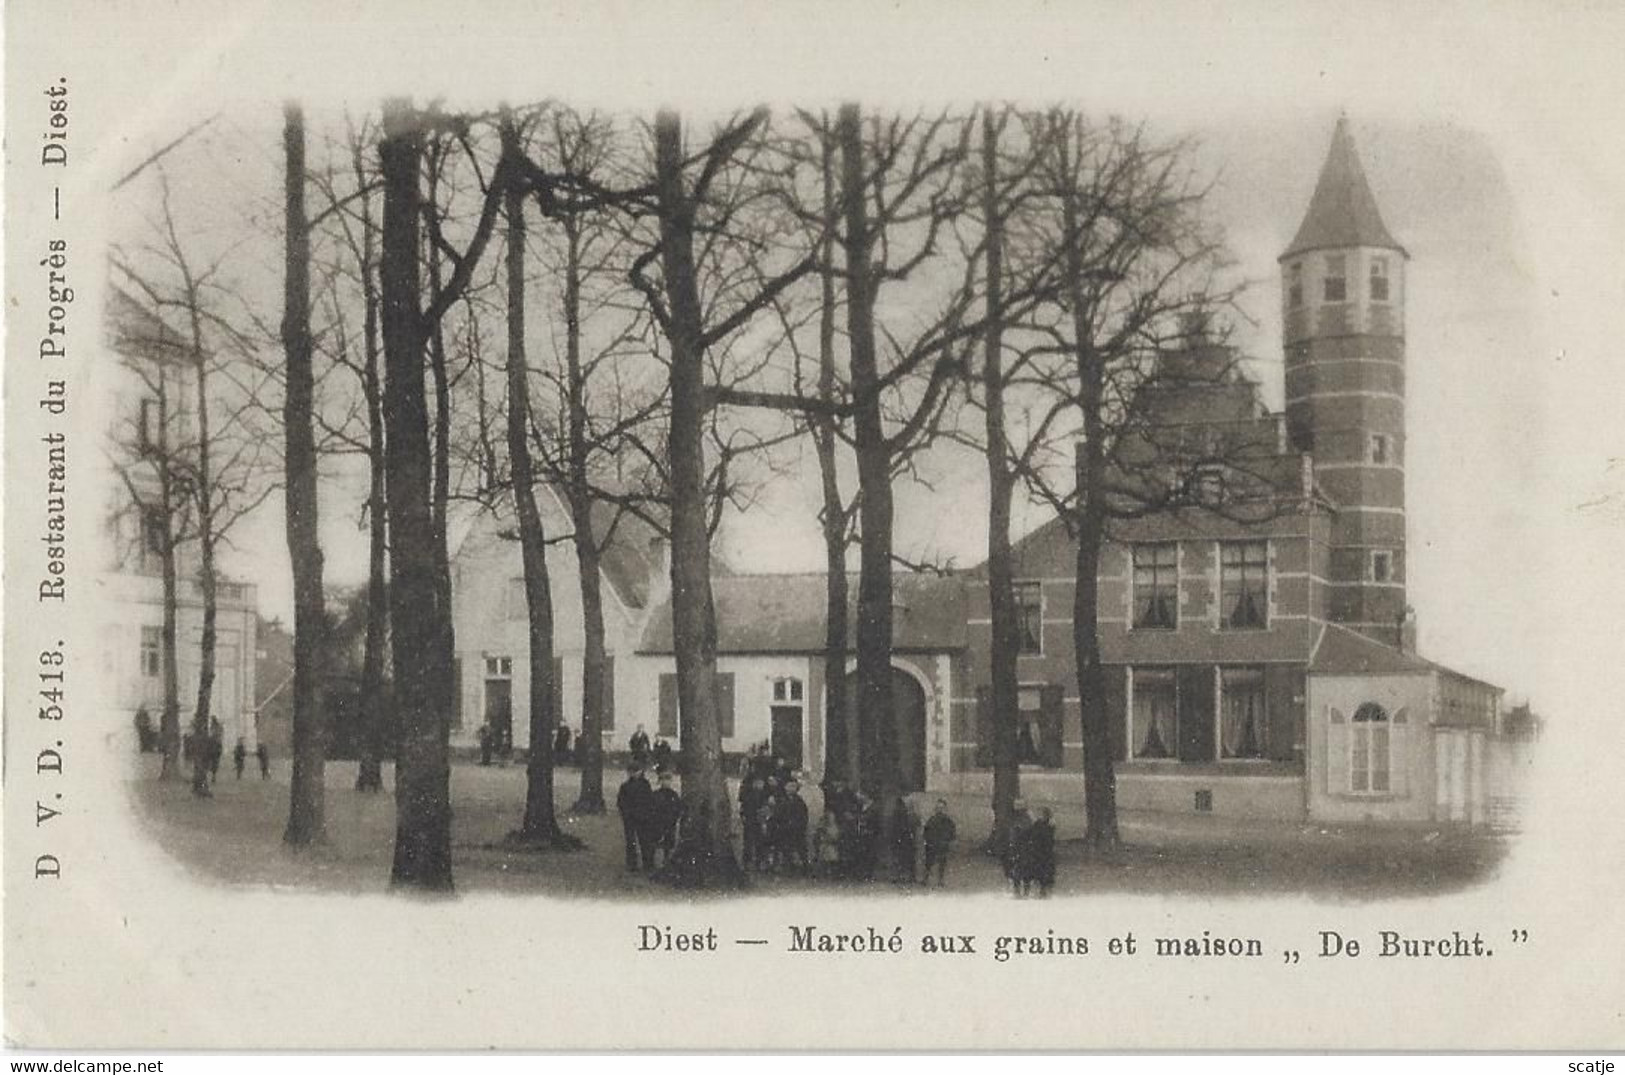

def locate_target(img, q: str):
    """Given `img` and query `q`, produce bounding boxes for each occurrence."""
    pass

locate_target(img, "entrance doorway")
[484,678,513,756]
[843,667,929,793]
[770,706,804,771]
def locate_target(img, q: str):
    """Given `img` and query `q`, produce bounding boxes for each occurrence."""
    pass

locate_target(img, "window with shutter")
[1326,705,1350,793]
[974,686,994,768]
[657,673,678,738]
[1039,684,1065,768]
[715,672,736,739]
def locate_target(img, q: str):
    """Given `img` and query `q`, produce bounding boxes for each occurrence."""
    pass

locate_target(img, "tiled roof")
[1308,622,1501,693]
[637,572,967,655]
[1281,117,1406,260]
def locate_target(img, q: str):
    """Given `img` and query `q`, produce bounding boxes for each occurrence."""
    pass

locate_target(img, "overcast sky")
[83,3,1625,729]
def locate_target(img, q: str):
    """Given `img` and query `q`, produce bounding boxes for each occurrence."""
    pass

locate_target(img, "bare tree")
[280,101,330,844]
[109,301,193,782]
[378,98,507,890]
[115,177,279,801]
[1016,111,1272,849]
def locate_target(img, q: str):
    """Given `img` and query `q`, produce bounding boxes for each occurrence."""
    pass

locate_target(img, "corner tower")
[1280,117,1408,647]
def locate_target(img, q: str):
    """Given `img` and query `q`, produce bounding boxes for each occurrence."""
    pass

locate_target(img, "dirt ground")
[129,754,1511,901]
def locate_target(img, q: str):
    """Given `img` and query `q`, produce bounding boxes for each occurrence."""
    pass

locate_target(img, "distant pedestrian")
[207,730,224,784]
[232,738,247,780]
[1005,799,1034,897]
[890,797,917,884]
[738,776,767,869]
[921,798,957,887]
[616,765,656,871]
[651,772,683,867]
[651,736,673,773]
[778,780,811,874]
[553,723,572,764]
[629,725,651,767]
[1027,807,1057,898]
[256,743,270,780]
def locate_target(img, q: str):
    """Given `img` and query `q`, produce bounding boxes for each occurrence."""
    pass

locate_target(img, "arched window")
[1351,702,1390,793]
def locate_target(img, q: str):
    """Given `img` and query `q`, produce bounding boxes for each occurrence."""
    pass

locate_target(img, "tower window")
[1323,255,1347,303]
[1370,550,1394,584]
[1287,261,1303,308]
[1370,256,1390,303]
[1369,433,1393,465]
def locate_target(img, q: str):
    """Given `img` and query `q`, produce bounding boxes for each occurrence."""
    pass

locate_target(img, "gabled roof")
[637,573,967,655]
[452,492,667,612]
[1309,621,1433,677]
[106,285,191,363]
[1308,622,1502,694]
[1281,116,1406,261]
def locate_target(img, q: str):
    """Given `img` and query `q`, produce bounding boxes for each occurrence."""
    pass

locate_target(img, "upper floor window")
[1323,255,1347,303]
[1220,541,1268,629]
[1013,581,1043,655]
[1369,256,1391,303]
[1132,544,1178,630]
[143,509,167,557]
[1369,432,1393,465]
[138,397,157,452]
[1287,261,1303,308]
[1370,550,1394,584]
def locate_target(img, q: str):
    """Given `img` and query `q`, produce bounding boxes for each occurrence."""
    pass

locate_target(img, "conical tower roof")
[1280,116,1406,261]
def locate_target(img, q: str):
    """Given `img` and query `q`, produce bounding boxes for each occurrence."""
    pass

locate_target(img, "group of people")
[1000,800,1057,898]
[614,765,685,871]
[612,747,1059,896]
[812,780,960,886]
[627,724,673,772]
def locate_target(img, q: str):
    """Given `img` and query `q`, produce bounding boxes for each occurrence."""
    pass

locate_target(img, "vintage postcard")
[4,0,1624,1052]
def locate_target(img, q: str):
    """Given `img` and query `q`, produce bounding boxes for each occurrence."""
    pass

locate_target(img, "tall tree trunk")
[354,129,388,794]
[501,117,571,846]
[380,99,455,891]
[425,230,459,757]
[1064,180,1120,850]
[281,101,330,841]
[185,270,218,800]
[839,104,900,826]
[655,111,742,887]
[562,213,608,815]
[155,370,183,781]
[812,123,856,787]
[981,110,1022,853]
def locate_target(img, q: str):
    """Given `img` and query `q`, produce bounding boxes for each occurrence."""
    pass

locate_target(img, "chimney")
[1399,606,1418,654]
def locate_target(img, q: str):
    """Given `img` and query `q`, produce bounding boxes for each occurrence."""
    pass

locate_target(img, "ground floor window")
[1219,666,1266,759]
[1131,668,1177,760]
[1351,701,1390,793]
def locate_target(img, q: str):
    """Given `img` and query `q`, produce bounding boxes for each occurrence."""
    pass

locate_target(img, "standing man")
[651,772,684,867]
[780,780,811,874]
[921,798,957,888]
[629,724,651,768]
[616,764,655,871]
[255,742,271,780]
[232,738,247,781]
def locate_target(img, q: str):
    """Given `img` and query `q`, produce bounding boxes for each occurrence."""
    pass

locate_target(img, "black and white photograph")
[4,0,1624,1054]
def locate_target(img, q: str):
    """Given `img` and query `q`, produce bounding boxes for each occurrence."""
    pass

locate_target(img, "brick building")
[942,117,1506,823]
